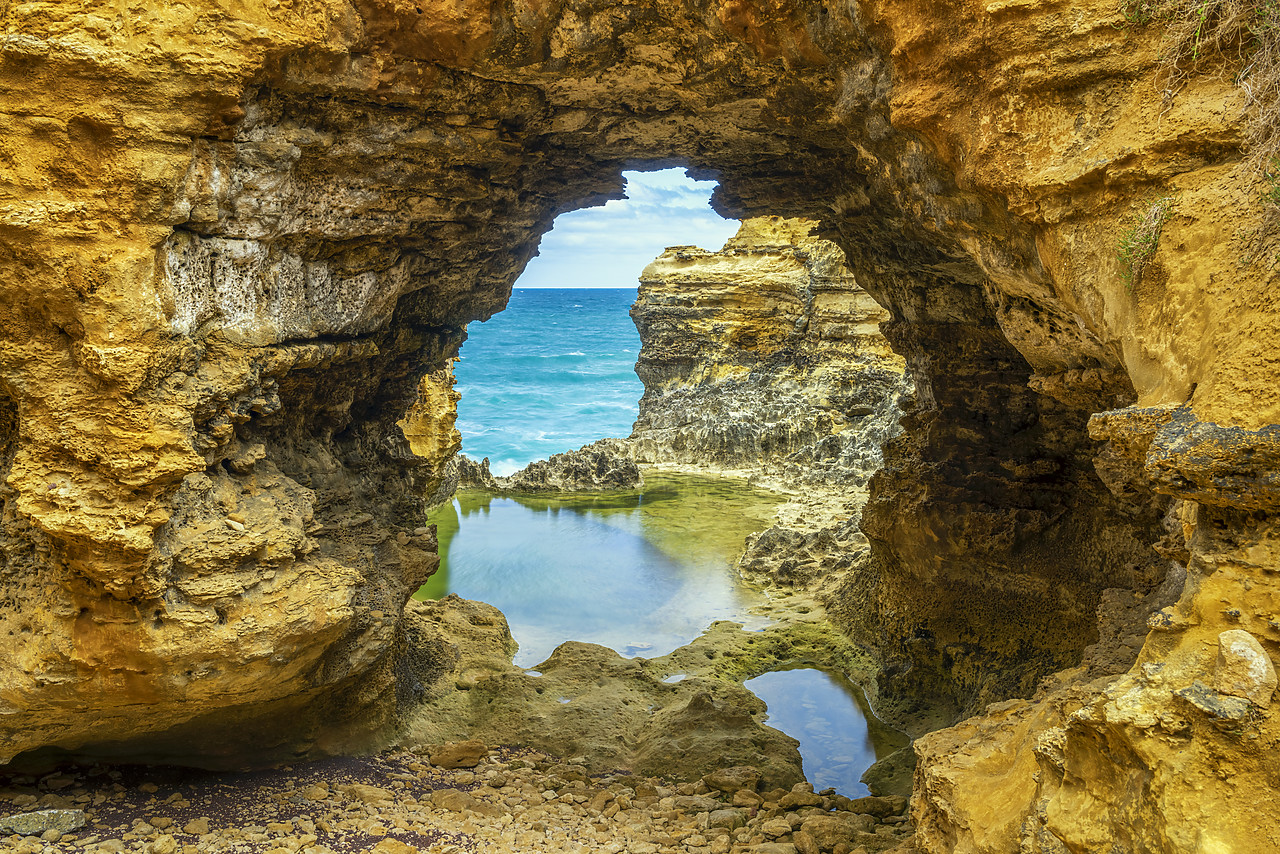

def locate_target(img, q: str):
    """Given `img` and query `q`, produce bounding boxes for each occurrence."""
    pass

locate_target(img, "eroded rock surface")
[2,1,1279,851]
[630,216,911,488]
[398,595,846,791]
[457,441,642,493]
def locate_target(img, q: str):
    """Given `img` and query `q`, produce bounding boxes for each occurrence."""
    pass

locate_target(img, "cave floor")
[0,745,916,854]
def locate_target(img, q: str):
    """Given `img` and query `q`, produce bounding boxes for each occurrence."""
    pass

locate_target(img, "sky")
[515,168,742,288]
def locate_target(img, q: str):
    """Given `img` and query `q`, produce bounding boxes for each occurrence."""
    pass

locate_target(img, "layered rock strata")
[624,216,932,739]
[1,1,1278,852]
[456,441,642,493]
[630,215,912,489]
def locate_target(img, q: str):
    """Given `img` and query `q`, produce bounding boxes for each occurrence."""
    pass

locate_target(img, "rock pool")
[415,471,781,667]
[744,668,911,797]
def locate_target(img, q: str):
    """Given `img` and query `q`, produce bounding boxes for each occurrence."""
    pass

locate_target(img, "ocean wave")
[487,458,523,477]
[453,288,646,464]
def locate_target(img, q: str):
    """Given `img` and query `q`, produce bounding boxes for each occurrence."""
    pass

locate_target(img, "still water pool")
[415,472,781,667]
[415,471,908,796]
[744,668,911,797]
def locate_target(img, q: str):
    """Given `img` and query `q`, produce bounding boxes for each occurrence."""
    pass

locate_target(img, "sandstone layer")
[629,216,911,489]
[1,1,1278,851]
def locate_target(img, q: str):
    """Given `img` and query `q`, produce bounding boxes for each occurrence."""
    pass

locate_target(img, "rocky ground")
[0,745,916,854]
[455,444,643,493]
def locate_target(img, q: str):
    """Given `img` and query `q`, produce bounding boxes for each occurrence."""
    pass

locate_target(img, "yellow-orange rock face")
[629,216,910,485]
[0,1,1277,851]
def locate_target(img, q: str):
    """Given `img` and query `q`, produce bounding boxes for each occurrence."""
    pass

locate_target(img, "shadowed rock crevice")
[856,274,1170,713]
[3,2,1279,849]
[0,389,14,509]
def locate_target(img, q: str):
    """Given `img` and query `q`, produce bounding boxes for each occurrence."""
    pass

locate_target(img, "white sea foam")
[453,288,642,469]
[488,458,523,477]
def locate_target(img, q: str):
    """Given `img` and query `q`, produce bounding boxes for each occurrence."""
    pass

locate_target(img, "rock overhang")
[2,2,1279,850]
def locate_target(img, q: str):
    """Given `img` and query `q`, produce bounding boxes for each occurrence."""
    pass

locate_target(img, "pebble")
[0,746,915,854]
[182,817,209,835]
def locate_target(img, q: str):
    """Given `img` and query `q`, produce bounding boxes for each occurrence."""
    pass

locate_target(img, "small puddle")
[744,668,910,798]
[416,471,781,667]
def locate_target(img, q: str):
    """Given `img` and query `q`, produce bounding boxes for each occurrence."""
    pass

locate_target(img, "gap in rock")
[0,387,15,493]
[419,166,782,665]
[415,168,916,799]
[452,166,738,474]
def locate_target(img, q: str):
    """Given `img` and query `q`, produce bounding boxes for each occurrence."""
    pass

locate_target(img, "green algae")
[414,471,784,667]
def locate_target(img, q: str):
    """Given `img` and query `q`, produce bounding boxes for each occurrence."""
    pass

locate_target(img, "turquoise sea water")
[455,288,644,475]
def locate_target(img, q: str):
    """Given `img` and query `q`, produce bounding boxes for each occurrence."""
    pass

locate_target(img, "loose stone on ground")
[0,747,915,854]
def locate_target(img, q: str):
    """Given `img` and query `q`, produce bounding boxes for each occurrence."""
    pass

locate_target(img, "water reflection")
[744,668,910,797]
[416,472,781,667]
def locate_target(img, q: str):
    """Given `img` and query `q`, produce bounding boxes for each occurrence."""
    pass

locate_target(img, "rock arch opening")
[7,2,1276,846]
[447,166,733,476]
[4,7,1167,758]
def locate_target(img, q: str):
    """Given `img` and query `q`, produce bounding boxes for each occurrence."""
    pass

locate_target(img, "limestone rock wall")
[0,0,1277,850]
[457,442,642,493]
[629,215,911,488]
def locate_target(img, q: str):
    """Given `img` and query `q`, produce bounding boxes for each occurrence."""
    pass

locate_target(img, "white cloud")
[516,168,741,288]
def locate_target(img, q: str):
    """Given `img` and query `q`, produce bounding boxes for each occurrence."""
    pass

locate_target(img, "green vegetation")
[1266,157,1280,204]
[1118,195,1178,287]
[1122,1,1280,186]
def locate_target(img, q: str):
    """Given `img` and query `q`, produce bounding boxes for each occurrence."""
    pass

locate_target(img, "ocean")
[453,287,644,475]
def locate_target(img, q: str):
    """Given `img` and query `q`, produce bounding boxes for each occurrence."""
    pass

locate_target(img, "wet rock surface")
[0,748,915,854]
[456,443,641,493]
[629,217,910,490]
[398,596,896,796]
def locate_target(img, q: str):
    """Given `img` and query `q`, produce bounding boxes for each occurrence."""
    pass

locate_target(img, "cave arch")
[3,0,1163,759]
[4,9,1276,848]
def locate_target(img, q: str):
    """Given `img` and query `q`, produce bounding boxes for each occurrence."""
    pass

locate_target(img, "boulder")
[371,841,420,854]
[426,739,488,769]
[799,813,877,849]
[0,809,86,836]
[1215,629,1278,707]
[430,788,502,817]
[780,789,825,809]
[708,808,747,830]
[673,795,724,813]
[703,765,762,793]
[793,830,820,854]
[843,795,906,818]
[761,817,794,838]
[343,783,394,805]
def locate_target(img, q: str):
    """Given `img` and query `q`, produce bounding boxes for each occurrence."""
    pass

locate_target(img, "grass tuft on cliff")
[1124,1,1280,181]
[1118,195,1177,287]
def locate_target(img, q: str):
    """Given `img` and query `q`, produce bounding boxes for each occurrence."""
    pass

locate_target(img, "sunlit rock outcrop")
[456,442,642,493]
[1,0,1278,850]
[629,216,911,488]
